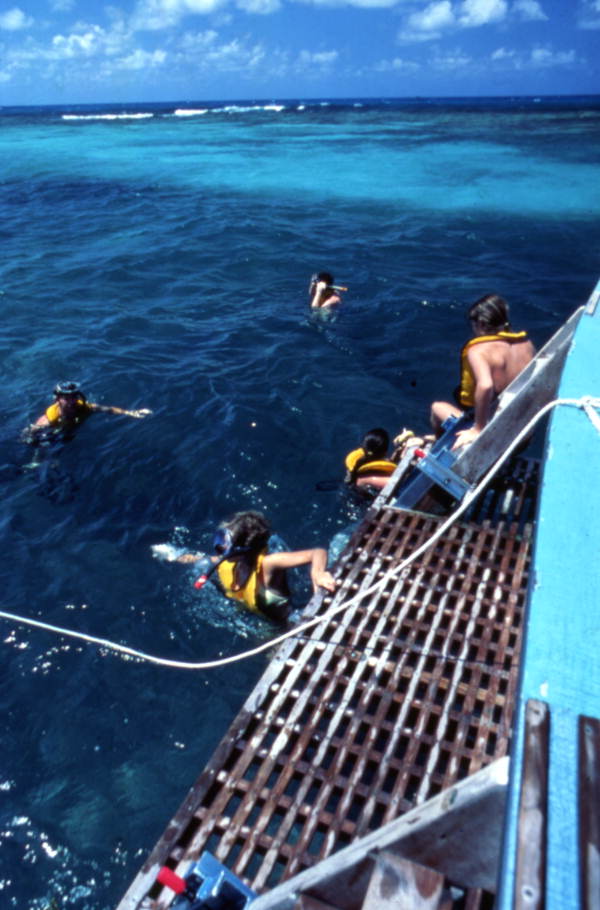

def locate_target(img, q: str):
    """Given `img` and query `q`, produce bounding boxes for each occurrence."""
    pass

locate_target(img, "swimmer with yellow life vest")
[154,511,337,624]
[344,428,398,492]
[22,381,152,441]
[430,294,535,450]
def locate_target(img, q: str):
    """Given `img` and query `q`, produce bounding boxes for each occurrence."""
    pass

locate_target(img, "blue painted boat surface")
[499,280,600,907]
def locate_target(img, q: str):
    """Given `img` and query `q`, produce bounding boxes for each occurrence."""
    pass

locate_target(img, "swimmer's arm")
[21,413,51,439]
[355,475,389,490]
[262,549,337,593]
[453,348,494,449]
[90,403,152,419]
[310,281,329,308]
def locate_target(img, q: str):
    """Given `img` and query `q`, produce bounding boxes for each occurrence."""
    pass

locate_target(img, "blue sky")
[0,0,598,104]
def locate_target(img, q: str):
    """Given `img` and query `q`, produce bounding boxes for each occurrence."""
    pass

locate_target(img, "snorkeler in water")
[152,510,337,623]
[344,428,398,492]
[309,271,346,309]
[22,381,152,441]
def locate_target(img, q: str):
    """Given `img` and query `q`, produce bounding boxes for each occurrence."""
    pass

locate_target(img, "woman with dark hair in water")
[344,427,397,491]
[154,510,336,623]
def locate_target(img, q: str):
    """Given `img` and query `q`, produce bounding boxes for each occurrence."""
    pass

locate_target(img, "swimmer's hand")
[151,544,185,562]
[152,544,207,564]
[96,405,152,418]
[312,569,337,593]
[452,426,480,450]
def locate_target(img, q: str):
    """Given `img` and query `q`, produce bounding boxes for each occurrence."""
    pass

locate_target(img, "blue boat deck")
[498,288,600,908]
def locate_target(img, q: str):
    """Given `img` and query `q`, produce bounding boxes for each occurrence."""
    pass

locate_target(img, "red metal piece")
[157,866,186,894]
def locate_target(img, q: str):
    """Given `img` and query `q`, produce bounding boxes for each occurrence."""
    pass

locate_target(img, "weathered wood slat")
[513,699,549,910]
[361,853,446,909]
[578,714,600,910]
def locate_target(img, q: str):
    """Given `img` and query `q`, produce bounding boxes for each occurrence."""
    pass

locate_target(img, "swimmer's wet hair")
[311,271,334,287]
[469,294,510,332]
[224,510,271,554]
[361,427,389,459]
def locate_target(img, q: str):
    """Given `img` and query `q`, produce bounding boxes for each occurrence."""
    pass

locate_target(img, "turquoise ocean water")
[1,96,599,908]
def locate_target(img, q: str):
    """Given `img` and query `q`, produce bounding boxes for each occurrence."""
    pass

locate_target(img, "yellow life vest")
[45,398,90,425]
[345,447,396,479]
[459,331,529,408]
[217,552,265,613]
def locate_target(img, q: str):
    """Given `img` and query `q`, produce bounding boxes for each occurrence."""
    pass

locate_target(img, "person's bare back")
[477,335,536,397]
[430,294,535,449]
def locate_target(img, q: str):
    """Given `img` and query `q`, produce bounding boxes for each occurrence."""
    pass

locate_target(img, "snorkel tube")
[193,527,251,590]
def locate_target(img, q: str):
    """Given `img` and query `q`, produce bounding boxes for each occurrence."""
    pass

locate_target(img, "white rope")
[2,395,600,672]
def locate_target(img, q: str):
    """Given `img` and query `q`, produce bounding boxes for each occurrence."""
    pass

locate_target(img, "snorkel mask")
[193,526,252,590]
[213,526,234,556]
[54,381,82,399]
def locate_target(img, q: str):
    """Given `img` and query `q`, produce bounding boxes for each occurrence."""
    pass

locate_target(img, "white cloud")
[132,0,226,30]
[512,0,547,21]
[50,22,132,59]
[298,49,338,64]
[218,38,264,67]
[52,29,101,57]
[178,28,219,48]
[118,47,167,68]
[375,56,420,71]
[431,47,472,68]
[297,0,400,8]
[489,43,579,69]
[491,45,515,59]
[0,7,33,30]
[399,0,513,40]
[237,0,280,11]
[340,0,401,6]
[408,0,455,31]
[50,0,76,10]
[578,0,600,29]
[530,45,576,66]
[458,0,507,27]
[177,35,266,69]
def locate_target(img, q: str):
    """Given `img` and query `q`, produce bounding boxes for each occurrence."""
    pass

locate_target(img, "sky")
[0,0,599,104]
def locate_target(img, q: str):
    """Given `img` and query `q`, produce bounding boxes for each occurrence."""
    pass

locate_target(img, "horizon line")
[2,91,600,111]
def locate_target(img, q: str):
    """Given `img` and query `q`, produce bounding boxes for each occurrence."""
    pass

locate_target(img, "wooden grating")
[121,457,538,909]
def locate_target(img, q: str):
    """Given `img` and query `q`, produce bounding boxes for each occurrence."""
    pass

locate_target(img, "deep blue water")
[1,95,599,909]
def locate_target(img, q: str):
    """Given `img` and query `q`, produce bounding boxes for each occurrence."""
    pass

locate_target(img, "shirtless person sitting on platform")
[430,294,535,450]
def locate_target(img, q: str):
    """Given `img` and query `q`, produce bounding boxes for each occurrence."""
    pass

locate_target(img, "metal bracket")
[416,452,473,501]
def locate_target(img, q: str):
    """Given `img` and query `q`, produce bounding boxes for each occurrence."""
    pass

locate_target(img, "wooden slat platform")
[118,458,538,910]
